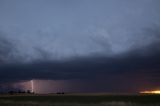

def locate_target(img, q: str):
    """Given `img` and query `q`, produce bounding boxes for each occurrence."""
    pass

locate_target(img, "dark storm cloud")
[0,25,160,82]
[0,38,160,82]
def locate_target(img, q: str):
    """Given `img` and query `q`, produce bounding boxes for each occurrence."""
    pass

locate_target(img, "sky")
[0,0,160,93]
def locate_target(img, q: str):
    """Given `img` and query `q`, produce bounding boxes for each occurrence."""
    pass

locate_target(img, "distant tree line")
[8,90,34,95]
[56,92,65,94]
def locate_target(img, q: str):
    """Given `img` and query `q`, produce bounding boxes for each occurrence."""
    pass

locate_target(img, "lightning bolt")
[31,80,34,93]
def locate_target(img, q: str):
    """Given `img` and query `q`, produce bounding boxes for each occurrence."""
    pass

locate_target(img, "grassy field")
[0,94,160,106]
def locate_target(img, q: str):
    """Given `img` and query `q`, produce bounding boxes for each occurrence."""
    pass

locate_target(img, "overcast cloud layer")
[0,0,160,92]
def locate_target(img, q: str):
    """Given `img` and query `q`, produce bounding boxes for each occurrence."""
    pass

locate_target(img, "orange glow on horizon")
[140,90,160,94]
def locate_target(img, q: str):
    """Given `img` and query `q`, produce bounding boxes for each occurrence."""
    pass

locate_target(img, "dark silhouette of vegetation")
[8,91,14,95]
[8,90,33,95]
[18,90,26,93]
[27,90,31,94]
[56,92,65,94]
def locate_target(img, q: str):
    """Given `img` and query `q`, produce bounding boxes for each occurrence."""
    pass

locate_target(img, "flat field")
[0,94,160,106]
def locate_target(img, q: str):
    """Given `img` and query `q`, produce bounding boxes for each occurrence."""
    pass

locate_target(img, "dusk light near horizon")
[0,0,160,94]
[140,90,160,94]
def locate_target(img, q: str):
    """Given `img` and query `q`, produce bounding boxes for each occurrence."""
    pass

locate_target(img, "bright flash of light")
[31,80,34,93]
[140,90,160,94]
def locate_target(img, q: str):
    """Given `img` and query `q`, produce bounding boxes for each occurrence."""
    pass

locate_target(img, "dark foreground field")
[0,94,160,106]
